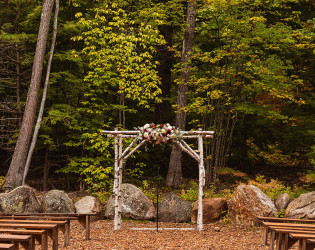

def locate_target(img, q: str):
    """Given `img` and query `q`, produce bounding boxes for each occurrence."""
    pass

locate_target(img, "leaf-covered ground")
[46,220,291,249]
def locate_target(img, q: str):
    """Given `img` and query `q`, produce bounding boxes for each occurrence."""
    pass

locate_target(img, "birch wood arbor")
[102,126,214,231]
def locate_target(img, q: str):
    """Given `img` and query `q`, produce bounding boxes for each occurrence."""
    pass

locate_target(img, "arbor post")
[113,127,121,230]
[197,128,204,231]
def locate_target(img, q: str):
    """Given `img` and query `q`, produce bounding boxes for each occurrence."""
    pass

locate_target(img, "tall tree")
[166,0,197,187]
[5,0,55,190]
[23,0,59,185]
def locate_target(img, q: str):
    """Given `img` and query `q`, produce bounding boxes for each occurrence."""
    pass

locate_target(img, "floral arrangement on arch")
[137,123,183,144]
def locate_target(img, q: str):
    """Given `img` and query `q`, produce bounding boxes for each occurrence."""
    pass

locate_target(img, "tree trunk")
[42,147,49,191]
[4,0,55,191]
[155,24,173,123]
[15,2,21,121]
[23,0,59,185]
[166,0,197,187]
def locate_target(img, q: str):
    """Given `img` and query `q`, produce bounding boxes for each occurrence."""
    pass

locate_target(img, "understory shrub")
[248,175,309,200]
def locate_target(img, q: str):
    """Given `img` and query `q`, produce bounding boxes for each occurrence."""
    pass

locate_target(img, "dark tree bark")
[166,0,197,187]
[42,147,49,191]
[23,0,59,185]
[4,0,55,191]
[15,2,21,121]
[155,24,174,123]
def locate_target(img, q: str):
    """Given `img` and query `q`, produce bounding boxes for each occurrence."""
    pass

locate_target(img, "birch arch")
[102,127,214,231]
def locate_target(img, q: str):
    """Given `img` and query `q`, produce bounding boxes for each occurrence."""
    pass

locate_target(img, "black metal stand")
[156,166,160,232]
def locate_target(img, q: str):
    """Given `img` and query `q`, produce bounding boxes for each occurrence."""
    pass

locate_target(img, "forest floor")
[47,219,301,249]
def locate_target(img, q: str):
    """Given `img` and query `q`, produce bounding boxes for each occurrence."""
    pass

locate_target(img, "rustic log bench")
[0,223,59,250]
[0,219,69,247]
[0,234,33,250]
[261,221,315,250]
[0,213,96,240]
[0,243,17,250]
[0,229,47,250]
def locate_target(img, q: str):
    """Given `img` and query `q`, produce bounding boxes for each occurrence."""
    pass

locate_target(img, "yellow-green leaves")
[75,4,165,107]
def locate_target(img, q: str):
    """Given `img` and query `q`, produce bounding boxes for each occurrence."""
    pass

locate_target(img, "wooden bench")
[258,217,315,246]
[0,219,69,247]
[0,234,33,250]
[0,243,17,250]
[0,213,96,240]
[0,229,47,250]
[261,221,315,250]
[266,225,315,249]
[0,223,58,250]
[289,233,315,250]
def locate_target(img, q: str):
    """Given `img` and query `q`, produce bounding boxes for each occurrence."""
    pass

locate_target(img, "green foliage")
[248,175,309,200]
[140,179,163,206]
[180,180,199,203]
[276,209,286,218]
[0,176,5,191]
[74,3,165,108]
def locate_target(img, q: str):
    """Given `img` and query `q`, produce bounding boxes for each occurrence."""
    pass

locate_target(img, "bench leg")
[42,231,48,250]
[52,228,58,250]
[86,215,90,240]
[78,215,91,240]
[13,242,19,250]
[263,227,269,245]
[20,239,32,250]
[283,233,288,250]
[299,239,306,250]
[64,221,70,247]
[276,233,282,250]
[269,230,275,250]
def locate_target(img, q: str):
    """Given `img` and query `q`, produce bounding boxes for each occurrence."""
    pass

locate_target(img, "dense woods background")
[0,0,314,197]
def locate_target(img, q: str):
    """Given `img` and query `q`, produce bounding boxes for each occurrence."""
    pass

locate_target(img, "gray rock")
[228,185,277,226]
[75,196,102,221]
[158,193,192,223]
[105,183,155,220]
[43,190,75,213]
[285,192,315,220]
[191,198,227,224]
[0,185,42,213]
[275,193,290,211]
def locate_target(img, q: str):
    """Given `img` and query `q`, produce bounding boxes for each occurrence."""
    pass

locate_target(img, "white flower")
[143,132,149,138]
[161,128,166,133]
[143,124,150,129]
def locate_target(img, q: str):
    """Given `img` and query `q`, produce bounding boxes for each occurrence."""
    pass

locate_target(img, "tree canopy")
[0,0,314,192]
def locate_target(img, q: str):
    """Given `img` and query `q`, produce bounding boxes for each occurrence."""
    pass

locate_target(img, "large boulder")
[105,183,155,220]
[42,190,75,213]
[275,193,290,211]
[75,196,102,221]
[285,192,315,219]
[191,198,227,224]
[228,185,277,226]
[157,193,192,223]
[0,185,42,213]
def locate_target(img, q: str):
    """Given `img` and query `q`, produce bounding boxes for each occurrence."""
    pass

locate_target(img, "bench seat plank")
[0,234,32,250]
[0,243,17,250]
[258,217,315,224]
[0,224,57,250]
[0,229,47,250]
[0,213,96,240]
